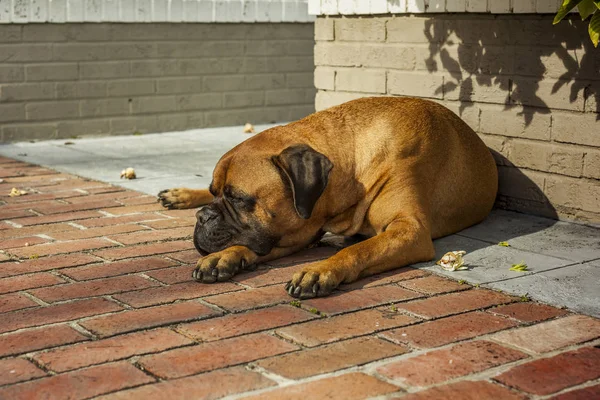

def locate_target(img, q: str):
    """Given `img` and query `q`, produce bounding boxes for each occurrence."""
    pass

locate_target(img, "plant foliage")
[554,0,600,47]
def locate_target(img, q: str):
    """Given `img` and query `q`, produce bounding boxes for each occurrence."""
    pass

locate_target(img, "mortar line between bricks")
[19,291,50,306]
[535,377,600,400]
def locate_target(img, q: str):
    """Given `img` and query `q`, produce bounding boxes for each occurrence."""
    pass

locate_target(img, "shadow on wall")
[422,15,599,125]
[491,150,559,220]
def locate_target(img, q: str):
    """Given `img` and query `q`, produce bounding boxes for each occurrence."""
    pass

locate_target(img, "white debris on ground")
[9,188,28,197]
[120,168,136,179]
[243,123,255,134]
[437,250,468,271]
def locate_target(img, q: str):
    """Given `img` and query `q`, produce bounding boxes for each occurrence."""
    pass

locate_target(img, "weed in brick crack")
[290,300,301,308]
[520,293,530,302]
[458,279,465,285]
[309,307,320,315]
[28,254,39,260]
[390,305,398,312]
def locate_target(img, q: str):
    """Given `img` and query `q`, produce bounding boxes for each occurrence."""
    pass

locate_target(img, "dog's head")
[193,139,333,257]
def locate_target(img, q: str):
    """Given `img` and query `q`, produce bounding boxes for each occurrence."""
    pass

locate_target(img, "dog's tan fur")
[159,97,498,298]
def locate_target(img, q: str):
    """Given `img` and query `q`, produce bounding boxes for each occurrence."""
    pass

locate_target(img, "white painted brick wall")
[307,0,567,14]
[0,0,315,23]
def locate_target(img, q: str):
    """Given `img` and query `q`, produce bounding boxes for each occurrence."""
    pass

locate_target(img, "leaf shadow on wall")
[422,15,599,125]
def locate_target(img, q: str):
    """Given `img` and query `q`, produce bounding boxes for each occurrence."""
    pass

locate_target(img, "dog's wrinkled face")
[193,141,333,257]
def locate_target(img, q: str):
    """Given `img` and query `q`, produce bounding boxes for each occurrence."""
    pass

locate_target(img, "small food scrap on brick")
[9,188,28,197]
[120,168,136,180]
[437,250,468,271]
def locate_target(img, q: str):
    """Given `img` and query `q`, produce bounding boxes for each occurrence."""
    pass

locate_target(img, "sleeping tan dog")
[158,97,498,298]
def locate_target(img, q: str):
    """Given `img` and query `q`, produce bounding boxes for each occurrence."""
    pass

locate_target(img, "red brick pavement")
[0,156,599,399]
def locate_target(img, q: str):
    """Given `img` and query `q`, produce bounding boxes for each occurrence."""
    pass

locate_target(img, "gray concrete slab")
[0,123,278,194]
[486,260,600,317]
[459,209,600,262]
[1,124,599,317]
[413,234,577,284]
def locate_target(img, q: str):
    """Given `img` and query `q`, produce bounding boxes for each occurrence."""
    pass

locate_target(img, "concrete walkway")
[1,126,599,317]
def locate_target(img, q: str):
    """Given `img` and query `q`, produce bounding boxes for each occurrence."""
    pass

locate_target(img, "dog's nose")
[196,206,219,224]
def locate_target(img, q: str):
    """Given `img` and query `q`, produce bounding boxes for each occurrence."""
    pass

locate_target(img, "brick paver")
[1,159,599,399]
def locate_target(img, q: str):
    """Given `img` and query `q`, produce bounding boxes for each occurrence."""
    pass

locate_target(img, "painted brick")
[335,18,385,42]
[381,311,518,349]
[377,341,526,386]
[387,17,443,43]
[94,367,275,400]
[257,336,408,379]
[177,305,317,342]
[335,68,386,93]
[553,111,600,147]
[301,284,423,315]
[138,333,299,379]
[507,139,584,178]
[495,347,600,395]
[398,289,516,319]
[490,315,600,354]
[490,302,568,323]
[34,328,192,372]
[1,298,122,334]
[79,301,220,337]
[0,358,46,386]
[25,63,78,81]
[546,175,600,213]
[0,325,88,358]
[314,66,335,90]
[388,71,444,99]
[277,307,418,347]
[0,362,154,400]
[401,381,527,400]
[242,373,400,400]
[583,149,600,179]
[361,43,415,70]
[479,104,552,141]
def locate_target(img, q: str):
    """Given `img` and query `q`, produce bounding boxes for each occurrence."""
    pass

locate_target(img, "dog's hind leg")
[157,188,213,209]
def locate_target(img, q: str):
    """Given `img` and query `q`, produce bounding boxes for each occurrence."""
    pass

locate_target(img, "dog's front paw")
[157,188,194,209]
[285,263,343,299]
[193,250,253,283]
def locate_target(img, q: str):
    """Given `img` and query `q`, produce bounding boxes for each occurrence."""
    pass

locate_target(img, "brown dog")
[158,97,498,299]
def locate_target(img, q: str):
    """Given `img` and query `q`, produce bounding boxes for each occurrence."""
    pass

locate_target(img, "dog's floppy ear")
[272,144,333,219]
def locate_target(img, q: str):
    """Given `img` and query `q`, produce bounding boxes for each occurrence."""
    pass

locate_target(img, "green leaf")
[498,241,510,247]
[509,262,529,272]
[554,0,585,24]
[590,11,600,46]
[578,0,597,19]
[290,300,301,308]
